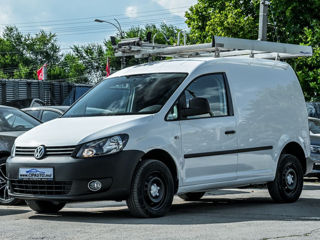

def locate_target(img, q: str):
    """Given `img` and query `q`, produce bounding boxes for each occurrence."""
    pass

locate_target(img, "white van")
[7,57,312,217]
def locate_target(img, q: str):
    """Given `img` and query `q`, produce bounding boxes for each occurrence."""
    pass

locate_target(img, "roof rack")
[113,36,313,60]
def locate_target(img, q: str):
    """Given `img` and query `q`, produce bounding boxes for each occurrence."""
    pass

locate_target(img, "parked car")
[22,106,69,122]
[308,117,320,178]
[7,57,312,217]
[0,105,40,205]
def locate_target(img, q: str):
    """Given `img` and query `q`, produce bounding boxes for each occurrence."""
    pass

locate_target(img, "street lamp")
[94,18,124,39]
[94,18,126,69]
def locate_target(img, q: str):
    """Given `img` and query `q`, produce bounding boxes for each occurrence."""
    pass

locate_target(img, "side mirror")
[181,97,211,117]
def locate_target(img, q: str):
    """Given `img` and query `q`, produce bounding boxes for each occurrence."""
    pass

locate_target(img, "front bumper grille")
[11,180,72,195]
[313,164,320,171]
[15,146,76,157]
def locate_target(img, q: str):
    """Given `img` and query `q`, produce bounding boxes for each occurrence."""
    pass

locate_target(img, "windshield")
[309,118,320,134]
[64,73,187,117]
[0,108,40,132]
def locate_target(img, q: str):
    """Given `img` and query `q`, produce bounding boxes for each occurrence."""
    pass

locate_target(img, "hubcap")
[150,183,160,197]
[144,173,166,209]
[283,167,297,191]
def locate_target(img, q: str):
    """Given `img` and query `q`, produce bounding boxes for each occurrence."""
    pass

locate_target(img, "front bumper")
[6,150,144,201]
[306,153,320,176]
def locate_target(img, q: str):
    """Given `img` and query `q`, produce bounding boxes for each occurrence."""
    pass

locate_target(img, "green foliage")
[186,0,259,42]
[13,64,31,79]
[0,23,183,84]
[185,0,320,100]
[71,44,107,83]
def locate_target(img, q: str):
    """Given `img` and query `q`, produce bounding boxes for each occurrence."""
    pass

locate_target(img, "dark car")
[0,105,40,204]
[22,106,69,122]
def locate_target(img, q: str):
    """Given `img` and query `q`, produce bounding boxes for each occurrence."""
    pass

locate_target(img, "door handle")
[225,130,236,135]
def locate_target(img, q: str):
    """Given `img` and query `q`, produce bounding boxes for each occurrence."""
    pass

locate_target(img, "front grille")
[313,164,320,171]
[11,180,72,195]
[15,146,76,157]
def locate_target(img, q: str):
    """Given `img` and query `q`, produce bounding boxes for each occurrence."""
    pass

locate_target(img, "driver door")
[179,73,238,186]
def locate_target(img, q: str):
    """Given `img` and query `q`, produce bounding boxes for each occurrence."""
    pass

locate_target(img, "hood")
[0,131,25,152]
[15,115,152,147]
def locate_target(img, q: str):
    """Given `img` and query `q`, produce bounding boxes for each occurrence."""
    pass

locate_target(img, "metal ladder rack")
[113,36,313,60]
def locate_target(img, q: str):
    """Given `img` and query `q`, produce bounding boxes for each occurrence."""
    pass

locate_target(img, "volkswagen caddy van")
[7,57,313,217]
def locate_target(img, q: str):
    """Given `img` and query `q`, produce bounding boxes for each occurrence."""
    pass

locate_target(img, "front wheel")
[267,154,303,203]
[126,159,174,218]
[26,200,65,213]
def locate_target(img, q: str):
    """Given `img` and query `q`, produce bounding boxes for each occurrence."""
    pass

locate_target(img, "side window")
[42,111,61,122]
[166,104,179,121]
[25,110,41,119]
[181,74,229,119]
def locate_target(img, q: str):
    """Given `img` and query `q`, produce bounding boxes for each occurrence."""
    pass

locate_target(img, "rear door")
[179,73,238,186]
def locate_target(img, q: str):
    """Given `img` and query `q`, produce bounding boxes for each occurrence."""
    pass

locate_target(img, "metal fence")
[0,79,91,107]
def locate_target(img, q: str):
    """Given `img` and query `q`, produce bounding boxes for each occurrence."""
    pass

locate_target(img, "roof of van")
[110,57,290,77]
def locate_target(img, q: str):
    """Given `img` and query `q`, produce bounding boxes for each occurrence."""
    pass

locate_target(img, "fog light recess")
[88,180,102,192]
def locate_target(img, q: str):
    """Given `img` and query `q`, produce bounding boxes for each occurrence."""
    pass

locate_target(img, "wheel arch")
[280,142,306,174]
[0,151,10,161]
[141,149,179,194]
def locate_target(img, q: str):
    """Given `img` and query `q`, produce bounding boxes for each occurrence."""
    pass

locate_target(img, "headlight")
[11,144,16,157]
[311,145,320,154]
[76,134,129,158]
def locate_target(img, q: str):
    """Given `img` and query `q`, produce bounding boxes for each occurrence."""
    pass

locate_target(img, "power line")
[17,16,186,33]
[0,6,190,27]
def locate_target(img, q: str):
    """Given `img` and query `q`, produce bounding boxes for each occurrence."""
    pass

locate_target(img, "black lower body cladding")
[6,150,144,201]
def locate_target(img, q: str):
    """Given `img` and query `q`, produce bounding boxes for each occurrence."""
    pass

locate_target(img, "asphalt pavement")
[1,179,320,240]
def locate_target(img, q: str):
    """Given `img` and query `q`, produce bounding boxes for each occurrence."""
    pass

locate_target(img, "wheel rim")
[0,163,14,203]
[143,171,166,210]
[282,164,298,193]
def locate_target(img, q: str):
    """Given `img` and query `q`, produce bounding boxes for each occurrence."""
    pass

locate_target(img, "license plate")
[19,168,53,180]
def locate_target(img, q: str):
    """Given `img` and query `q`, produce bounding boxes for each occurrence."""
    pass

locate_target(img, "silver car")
[308,117,320,178]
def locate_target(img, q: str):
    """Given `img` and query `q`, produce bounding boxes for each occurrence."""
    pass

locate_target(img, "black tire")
[26,200,65,213]
[126,159,174,218]
[178,192,205,201]
[0,159,22,205]
[267,154,303,203]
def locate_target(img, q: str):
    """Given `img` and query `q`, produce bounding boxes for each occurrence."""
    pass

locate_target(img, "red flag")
[106,57,110,77]
[37,66,44,80]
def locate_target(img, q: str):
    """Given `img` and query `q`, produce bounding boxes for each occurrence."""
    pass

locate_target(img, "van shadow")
[0,208,30,216]
[28,196,320,225]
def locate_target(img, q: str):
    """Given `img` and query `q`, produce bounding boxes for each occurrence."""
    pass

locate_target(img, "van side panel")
[226,61,309,181]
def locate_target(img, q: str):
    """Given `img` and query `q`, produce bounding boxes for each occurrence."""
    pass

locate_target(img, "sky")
[0,0,197,49]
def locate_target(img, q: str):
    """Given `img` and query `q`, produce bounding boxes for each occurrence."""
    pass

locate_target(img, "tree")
[71,44,107,83]
[185,0,259,43]
[0,26,61,79]
[185,0,320,100]
[0,23,185,83]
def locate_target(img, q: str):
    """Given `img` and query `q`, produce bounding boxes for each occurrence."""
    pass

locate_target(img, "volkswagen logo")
[34,145,46,160]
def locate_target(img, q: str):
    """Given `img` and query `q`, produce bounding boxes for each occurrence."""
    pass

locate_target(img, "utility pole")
[43,64,47,81]
[258,0,270,41]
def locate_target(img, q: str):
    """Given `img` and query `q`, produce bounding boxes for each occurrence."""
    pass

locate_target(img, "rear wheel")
[178,192,205,201]
[0,160,22,205]
[26,200,65,213]
[267,154,303,203]
[126,159,174,218]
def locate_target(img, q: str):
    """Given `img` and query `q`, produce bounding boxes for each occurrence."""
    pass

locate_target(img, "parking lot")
[0,179,319,240]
